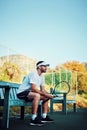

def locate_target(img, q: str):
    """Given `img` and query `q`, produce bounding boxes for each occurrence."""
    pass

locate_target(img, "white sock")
[42,113,47,119]
[32,114,37,120]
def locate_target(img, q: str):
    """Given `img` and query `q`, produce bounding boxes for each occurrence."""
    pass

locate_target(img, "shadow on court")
[0,108,87,130]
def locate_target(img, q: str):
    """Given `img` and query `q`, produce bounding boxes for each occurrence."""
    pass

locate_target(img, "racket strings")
[52,81,70,97]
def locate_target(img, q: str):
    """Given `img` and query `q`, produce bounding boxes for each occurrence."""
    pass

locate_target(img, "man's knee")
[34,93,40,100]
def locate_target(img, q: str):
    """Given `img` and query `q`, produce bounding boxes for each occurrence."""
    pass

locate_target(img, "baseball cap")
[36,61,50,67]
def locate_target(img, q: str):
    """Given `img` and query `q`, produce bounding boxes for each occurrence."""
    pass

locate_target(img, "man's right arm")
[31,83,53,98]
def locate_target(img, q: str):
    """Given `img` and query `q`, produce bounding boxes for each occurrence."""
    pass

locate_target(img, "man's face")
[40,65,47,73]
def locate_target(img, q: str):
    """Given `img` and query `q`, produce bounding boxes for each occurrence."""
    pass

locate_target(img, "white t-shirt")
[17,71,45,94]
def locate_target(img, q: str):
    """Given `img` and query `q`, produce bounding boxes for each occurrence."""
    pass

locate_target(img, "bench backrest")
[0,82,21,100]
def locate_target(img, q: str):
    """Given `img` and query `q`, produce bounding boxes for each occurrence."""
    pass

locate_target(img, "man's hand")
[44,93,54,99]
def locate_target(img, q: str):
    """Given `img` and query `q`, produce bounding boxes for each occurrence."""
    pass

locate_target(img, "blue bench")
[50,88,76,114]
[0,81,42,128]
[50,88,67,114]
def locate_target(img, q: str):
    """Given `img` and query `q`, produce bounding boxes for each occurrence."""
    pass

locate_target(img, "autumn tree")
[0,62,22,83]
[60,61,87,93]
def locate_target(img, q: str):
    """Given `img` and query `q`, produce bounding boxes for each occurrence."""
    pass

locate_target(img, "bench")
[50,88,67,114]
[50,88,77,114]
[0,81,42,129]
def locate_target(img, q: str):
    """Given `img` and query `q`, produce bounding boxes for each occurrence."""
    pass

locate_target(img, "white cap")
[36,61,50,67]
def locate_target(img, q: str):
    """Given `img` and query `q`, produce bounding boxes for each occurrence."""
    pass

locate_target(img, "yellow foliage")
[0,62,22,83]
[62,61,86,72]
[57,61,87,93]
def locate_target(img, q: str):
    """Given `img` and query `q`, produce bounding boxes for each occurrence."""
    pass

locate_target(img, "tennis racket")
[52,81,70,97]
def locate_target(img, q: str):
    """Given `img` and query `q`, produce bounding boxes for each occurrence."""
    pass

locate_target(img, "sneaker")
[41,115,54,123]
[30,117,44,126]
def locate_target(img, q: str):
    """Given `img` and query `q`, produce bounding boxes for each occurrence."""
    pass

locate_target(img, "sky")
[0,0,87,68]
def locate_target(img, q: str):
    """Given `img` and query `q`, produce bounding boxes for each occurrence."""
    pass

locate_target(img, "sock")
[42,113,47,119]
[32,114,37,120]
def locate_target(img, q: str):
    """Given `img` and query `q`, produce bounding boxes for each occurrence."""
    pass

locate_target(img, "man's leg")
[40,96,54,123]
[42,99,49,114]
[27,92,44,126]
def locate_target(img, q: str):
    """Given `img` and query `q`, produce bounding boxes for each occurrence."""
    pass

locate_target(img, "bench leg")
[63,94,67,114]
[50,99,53,113]
[20,106,25,119]
[2,88,10,128]
[73,103,77,112]
[37,101,43,119]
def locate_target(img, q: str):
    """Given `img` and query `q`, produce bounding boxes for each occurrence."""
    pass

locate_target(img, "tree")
[0,62,22,83]
[60,61,87,93]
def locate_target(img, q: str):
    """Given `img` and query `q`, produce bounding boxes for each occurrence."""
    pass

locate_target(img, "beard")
[41,68,47,73]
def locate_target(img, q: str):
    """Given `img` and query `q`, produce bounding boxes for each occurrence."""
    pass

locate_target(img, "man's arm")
[31,83,53,98]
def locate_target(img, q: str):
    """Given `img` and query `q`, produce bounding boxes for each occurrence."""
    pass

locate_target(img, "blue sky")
[0,0,87,68]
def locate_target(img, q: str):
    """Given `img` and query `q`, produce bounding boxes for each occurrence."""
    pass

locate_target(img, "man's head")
[36,61,50,73]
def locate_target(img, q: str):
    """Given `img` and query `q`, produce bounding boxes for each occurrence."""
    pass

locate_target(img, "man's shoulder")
[30,70,36,75]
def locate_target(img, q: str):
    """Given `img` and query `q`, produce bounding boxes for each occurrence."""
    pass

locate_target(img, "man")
[17,61,54,126]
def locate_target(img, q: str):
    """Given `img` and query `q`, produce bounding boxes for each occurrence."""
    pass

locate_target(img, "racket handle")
[52,95,57,98]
